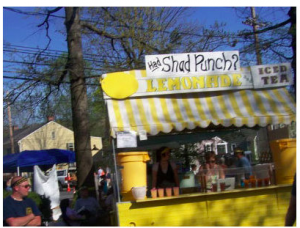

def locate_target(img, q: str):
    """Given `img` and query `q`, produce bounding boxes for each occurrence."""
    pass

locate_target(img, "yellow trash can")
[117,152,150,201]
[269,138,296,185]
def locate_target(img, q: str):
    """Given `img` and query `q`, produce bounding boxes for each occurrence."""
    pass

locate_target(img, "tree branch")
[240,18,292,37]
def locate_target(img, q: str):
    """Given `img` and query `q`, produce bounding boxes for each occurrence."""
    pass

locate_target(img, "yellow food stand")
[101,52,296,226]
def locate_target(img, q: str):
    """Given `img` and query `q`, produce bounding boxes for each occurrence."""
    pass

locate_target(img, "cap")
[161,147,171,155]
[234,148,244,154]
[11,176,28,188]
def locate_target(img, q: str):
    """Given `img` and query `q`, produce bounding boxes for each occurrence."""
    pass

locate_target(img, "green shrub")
[3,190,11,199]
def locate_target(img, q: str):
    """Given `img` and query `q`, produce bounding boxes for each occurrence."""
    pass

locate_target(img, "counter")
[115,184,292,226]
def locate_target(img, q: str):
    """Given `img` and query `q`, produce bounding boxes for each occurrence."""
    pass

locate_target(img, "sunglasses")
[19,185,31,189]
[208,160,216,163]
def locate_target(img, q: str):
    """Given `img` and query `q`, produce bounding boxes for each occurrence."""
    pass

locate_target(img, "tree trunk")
[288,7,296,98]
[64,7,95,189]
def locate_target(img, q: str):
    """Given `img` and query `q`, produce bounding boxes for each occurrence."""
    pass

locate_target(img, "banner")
[101,50,293,100]
[145,51,240,77]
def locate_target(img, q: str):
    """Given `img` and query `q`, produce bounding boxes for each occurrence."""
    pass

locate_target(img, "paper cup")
[166,188,172,197]
[151,189,157,198]
[173,187,179,196]
[158,188,164,197]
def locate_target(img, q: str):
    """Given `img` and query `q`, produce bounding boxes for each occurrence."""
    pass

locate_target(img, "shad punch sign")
[145,51,241,77]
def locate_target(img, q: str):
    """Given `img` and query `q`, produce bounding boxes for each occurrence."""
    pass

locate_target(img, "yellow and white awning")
[106,87,296,137]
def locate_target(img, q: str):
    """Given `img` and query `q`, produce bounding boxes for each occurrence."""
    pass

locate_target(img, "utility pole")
[7,92,15,154]
[243,7,264,65]
[251,7,263,65]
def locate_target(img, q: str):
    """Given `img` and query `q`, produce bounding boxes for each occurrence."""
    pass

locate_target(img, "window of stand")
[193,164,273,193]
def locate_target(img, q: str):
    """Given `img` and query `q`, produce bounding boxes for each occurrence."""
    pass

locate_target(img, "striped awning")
[106,88,296,137]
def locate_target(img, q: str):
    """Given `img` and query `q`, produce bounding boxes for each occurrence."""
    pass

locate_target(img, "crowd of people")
[3,165,115,227]
[59,185,111,226]
[57,166,114,226]
[151,146,253,192]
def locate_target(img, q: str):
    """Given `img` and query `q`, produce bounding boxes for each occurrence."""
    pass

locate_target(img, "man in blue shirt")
[234,148,252,179]
[3,176,41,226]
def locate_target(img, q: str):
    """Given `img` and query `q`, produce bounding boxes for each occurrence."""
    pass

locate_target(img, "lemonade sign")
[101,51,293,99]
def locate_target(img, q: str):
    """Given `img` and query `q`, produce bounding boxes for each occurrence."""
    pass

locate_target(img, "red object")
[65,177,72,181]
[67,183,71,192]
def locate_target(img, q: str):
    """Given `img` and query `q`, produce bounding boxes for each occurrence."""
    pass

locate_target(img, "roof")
[106,87,296,137]
[3,121,73,146]
[3,123,45,146]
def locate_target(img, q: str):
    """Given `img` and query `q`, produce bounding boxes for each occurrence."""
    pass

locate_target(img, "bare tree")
[64,7,94,187]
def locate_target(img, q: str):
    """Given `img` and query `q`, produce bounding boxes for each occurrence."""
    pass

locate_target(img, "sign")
[251,63,293,89]
[101,68,253,99]
[145,51,240,77]
[117,131,137,148]
[101,49,293,100]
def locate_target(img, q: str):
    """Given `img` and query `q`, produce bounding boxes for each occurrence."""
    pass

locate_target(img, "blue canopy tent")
[3,149,76,173]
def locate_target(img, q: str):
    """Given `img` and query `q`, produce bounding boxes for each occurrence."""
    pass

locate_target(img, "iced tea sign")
[251,63,293,89]
[146,51,240,77]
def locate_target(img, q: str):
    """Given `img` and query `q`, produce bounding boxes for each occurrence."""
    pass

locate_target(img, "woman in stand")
[199,151,225,192]
[152,147,180,189]
[60,199,85,226]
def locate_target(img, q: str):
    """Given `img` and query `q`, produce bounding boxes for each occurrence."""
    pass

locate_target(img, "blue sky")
[3,7,67,51]
[3,7,290,53]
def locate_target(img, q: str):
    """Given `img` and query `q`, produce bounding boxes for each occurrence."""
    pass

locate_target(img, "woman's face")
[207,157,216,168]
[161,151,170,161]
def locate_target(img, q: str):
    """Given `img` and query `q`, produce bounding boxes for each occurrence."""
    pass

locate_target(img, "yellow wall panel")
[117,185,292,226]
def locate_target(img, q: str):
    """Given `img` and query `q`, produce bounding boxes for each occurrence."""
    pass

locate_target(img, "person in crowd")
[152,147,180,189]
[191,164,198,175]
[106,166,112,188]
[3,176,42,226]
[5,177,13,191]
[75,186,103,225]
[60,198,85,226]
[104,188,115,212]
[97,166,105,184]
[285,174,296,226]
[234,147,252,179]
[100,175,108,195]
[199,151,225,192]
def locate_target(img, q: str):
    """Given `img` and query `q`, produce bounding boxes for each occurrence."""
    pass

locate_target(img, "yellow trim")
[112,100,124,132]
[159,98,172,129]
[169,96,183,124]
[135,99,151,133]
[117,185,292,226]
[124,99,137,130]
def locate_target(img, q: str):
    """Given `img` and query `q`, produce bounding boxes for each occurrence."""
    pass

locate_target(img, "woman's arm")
[219,166,225,179]
[171,162,180,187]
[152,163,158,188]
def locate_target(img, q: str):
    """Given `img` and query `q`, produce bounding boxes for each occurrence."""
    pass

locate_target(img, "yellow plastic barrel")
[117,152,150,201]
[269,138,296,185]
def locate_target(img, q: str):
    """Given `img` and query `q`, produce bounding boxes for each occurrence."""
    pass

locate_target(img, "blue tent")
[3,149,76,173]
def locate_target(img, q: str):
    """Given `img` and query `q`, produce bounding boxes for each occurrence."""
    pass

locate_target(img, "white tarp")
[34,165,60,219]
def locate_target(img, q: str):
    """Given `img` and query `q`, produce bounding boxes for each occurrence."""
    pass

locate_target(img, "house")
[196,136,228,155]
[3,119,102,157]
